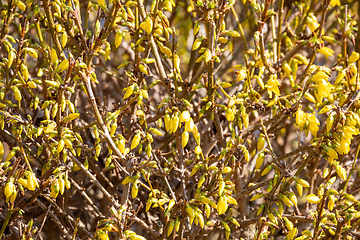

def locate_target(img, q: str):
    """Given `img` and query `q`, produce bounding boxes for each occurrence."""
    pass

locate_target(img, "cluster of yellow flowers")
[334,125,360,155]
[164,109,201,149]
[49,174,71,198]
[18,171,39,191]
[225,98,249,129]
[311,70,334,104]
[295,109,320,137]
[4,170,39,204]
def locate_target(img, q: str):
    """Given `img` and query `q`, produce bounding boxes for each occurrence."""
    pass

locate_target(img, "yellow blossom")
[336,165,347,181]
[266,75,280,98]
[315,79,334,103]
[330,0,341,7]
[287,228,297,240]
[295,109,306,127]
[235,68,247,82]
[306,113,320,137]
[335,125,359,155]
[312,71,328,82]
[217,195,228,215]
[318,47,334,58]
[327,146,338,159]
[305,13,320,32]
[328,195,335,211]
[342,125,360,136]
[318,79,333,97]
[348,52,360,63]
[194,145,202,155]
[226,107,235,122]
[336,139,350,155]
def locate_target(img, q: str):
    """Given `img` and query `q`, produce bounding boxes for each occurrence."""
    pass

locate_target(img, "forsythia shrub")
[0,0,360,239]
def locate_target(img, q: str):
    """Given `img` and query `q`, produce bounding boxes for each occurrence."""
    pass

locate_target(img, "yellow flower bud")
[255,151,265,169]
[51,48,58,64]
[116,138,125,154]
[262,164,272,176]
[192,38,203,50]
[58,59,69,72]
[328,195,335,211]
[174,218,180,232]
[244,149,249,162]
[131,182,138,198]
[280,195,293,207]
[283,217,293,231]
[218,180,225,195]
[182,131,189,148]
[217,195,228,215]
[27,48,38,58]
[16,0,26,11]
[305,92,316,103]
[295,109,306,127]
[124,85,134,99]
[61,31,67,47]
[26,171,38,191]
[268,212,278,224]
[226,196,238,205]
[110,122,117,136]
[205,204,211,218]
[197,175,205,189]
[186,205,195,224]
[257,134,265,151]
[286,227,297,240]
[250,193,264,201]
[179,111,191,123]
[204,49,211,63]
[160,45,172,57]
[185,118,195,132]
[56,178,64,195]
[194,145,202,155]
[64,113,80,122]
[115,30,123,48]
[326,146,338,160]
[335,165,347,181]
[196,212,204,228]
[242,112,249,128]
[139,64,148,75]
[297,178,310,188]
[167,219,175,236]
[57,139,65,153]
[5,180,15,198]
[150,128,163,136]
[6,149,16,161]
[131,133,141,150]
[287,192,297,206]
[170,114,179,133]
[318,47,334,58]
[18,178,28,188]
[306,194,320,204]
[296,183,303,197]
[20,63,29,81]
[7,50,15,68]
[13,86,22,102]
[164,113,171,132]
[226,107,235,122]
[50,180,60,198]
[222,166,232,174]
